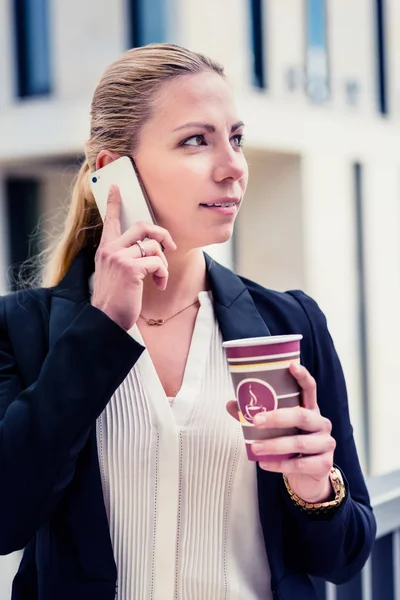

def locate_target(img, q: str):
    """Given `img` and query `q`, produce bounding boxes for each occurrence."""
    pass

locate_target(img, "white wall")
[52,0,127,101]
[362,161,400,475]
[236,151,305,292]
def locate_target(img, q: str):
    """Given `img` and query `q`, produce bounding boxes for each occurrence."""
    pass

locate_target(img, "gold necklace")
[139,299,199,326]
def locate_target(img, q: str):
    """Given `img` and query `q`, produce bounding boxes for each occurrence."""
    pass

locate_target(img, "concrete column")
[236,151,305,291]
[268,0,307,107]
[327,0,376,116]
[362,161,400,475]
[301,153,365,468]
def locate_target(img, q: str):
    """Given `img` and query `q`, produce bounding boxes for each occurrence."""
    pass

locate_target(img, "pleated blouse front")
[96,291,272,600]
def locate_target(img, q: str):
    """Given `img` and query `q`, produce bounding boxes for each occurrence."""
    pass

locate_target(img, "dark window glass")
[305,0,329,103]
[128,0,167,47]
[375,0,388,114]
[5,178,40,289]
[249,0,266,89]
[13,0,51,98]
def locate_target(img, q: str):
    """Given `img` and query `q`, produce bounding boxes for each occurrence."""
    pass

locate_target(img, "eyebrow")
[173,121,245,133]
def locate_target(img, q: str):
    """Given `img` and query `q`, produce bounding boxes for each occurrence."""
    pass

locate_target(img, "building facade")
[1,0,400,592]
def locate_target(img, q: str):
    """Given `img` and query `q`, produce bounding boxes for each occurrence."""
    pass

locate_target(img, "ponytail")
[41,160,102,287]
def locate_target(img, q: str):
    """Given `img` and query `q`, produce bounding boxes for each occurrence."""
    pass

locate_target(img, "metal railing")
[314,470,400,600]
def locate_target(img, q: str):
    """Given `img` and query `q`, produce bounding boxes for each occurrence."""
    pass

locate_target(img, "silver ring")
[136,239,146,258]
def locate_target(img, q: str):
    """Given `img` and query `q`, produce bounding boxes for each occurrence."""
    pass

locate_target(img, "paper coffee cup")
[223,334,303,462]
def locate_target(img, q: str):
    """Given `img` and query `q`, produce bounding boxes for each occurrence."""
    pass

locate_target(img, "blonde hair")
[41,43,224,287]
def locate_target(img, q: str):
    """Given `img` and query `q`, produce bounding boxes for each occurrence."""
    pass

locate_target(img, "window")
[375,0,388,114]
[249,0,266,89]
[13,0,51,98]
[305,0,329,103]
[5,178,40,289]
[128,0,167,48]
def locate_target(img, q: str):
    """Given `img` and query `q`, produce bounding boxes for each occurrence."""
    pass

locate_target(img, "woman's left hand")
[226,363,336,503]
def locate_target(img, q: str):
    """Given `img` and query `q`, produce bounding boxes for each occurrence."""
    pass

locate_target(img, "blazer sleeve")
[0,298,144,555]
[279,290,376,584]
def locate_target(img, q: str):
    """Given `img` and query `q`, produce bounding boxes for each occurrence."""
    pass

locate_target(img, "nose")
[213,144,247,184]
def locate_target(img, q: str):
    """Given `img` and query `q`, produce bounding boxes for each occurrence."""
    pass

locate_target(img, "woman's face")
[134,71,248,251]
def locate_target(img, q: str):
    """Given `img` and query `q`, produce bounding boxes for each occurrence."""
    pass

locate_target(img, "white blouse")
[95,291,272,599]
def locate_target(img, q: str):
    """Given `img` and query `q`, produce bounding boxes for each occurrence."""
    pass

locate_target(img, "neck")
[141,248,208,316]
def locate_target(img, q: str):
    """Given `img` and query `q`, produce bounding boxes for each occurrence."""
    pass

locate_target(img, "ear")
[95,150,120,171]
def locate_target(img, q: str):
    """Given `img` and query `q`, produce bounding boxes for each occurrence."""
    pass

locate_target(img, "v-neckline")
[128,291,215,428]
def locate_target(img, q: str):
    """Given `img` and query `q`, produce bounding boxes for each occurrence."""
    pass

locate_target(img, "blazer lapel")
[205,253,271,341]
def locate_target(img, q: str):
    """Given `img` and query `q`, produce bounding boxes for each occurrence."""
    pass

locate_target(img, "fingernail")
[252,443,263,454]
[254,413,267,426]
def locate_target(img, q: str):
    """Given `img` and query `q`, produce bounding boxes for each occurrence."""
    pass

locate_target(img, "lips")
[200,197,240,208]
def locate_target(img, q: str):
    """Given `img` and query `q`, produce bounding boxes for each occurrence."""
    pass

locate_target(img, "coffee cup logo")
[237,379,278,423]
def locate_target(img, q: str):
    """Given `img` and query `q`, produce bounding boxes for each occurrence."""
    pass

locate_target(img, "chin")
[195,228,233,249]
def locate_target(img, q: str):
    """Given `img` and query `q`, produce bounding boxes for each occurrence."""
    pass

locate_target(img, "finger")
[132,256,169,290]
[252,432,336,458]
[259,452,334,478]
[289,363,318,410]
[226,400,240,422]
[253,407,332,434]
[101,185,122,243]
[130,239,168,267]
[120,221,177,251]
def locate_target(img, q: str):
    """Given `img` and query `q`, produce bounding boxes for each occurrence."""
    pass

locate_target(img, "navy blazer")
[0,250,376,600]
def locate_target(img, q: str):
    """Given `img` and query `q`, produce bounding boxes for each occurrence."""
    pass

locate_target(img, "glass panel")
[371,535,394,600]
[128,0,167,47]
[5,178,40,290]
[375,0,388,114]
[13,0,51,97]
[249,0,266,88]
[306,0,329,103]
[24,0,51,95]
[336,572,362,600]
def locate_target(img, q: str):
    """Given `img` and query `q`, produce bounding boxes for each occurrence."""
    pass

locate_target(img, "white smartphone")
[89,156,156,233]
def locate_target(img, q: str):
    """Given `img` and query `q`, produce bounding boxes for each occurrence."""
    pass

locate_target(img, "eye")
[231,134,244,148]
[181,134,207,147]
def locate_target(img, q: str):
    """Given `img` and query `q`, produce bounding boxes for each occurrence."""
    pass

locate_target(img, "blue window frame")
[128,0,167,47]
[249,0,266,89]
[13,0,51,98]
[305,0,329,103]
[375,0,388,114]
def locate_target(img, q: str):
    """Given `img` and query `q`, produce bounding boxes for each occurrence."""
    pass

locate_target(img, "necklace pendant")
[148,318,165,326]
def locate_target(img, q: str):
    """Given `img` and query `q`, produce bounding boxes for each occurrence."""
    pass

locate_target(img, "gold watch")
[283,467,346,515]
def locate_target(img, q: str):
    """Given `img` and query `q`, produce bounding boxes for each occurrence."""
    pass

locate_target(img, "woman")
[0,44,375,600]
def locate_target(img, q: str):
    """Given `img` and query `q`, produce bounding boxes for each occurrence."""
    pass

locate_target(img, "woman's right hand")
[91,185,177,331]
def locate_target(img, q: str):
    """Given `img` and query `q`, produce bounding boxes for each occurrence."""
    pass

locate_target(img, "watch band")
[283,467,346,515]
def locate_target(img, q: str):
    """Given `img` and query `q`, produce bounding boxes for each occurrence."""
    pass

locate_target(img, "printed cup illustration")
[223,334,303,462]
